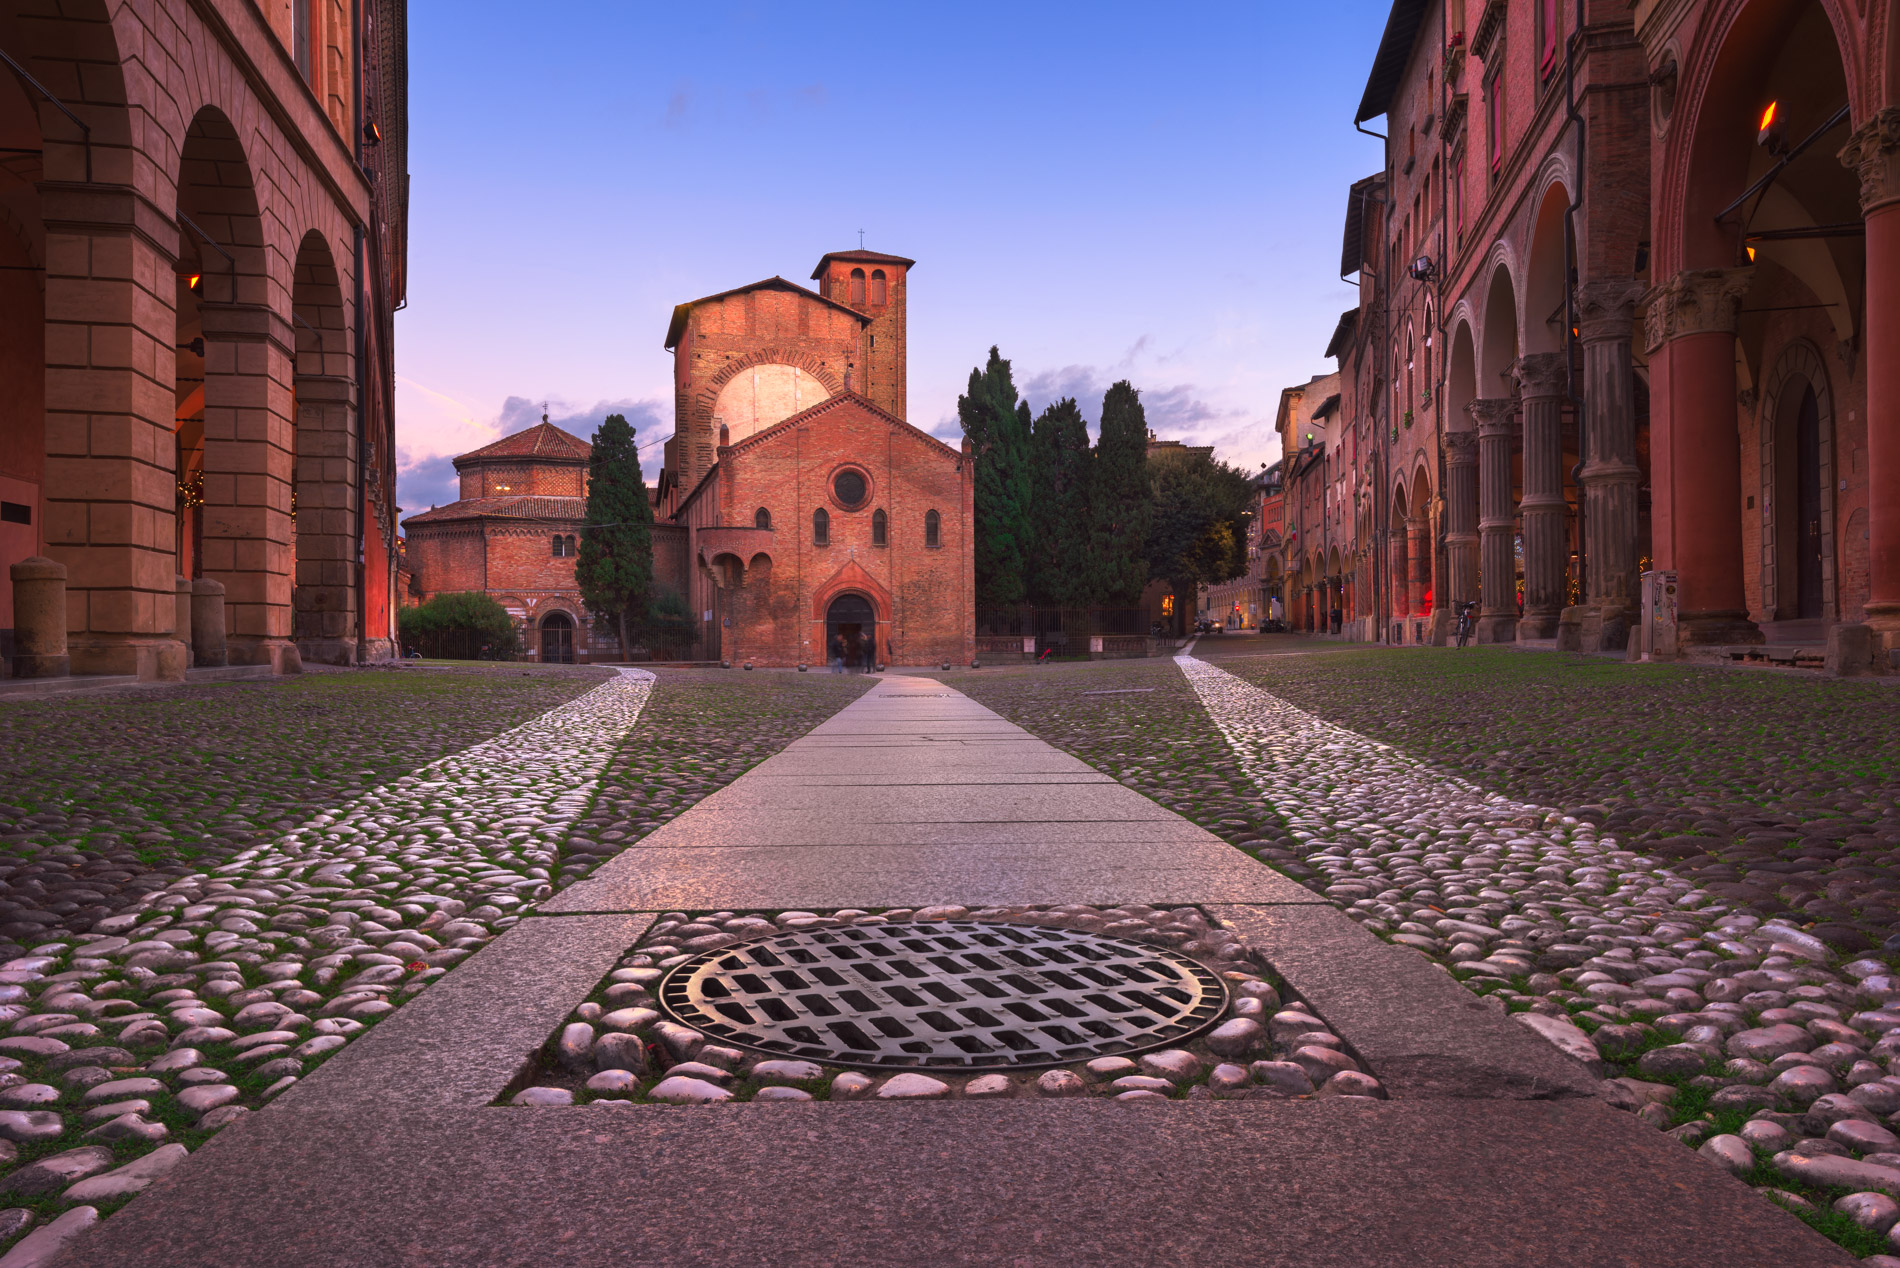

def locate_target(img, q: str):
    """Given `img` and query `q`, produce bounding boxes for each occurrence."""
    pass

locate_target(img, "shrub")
[398,592,522,661]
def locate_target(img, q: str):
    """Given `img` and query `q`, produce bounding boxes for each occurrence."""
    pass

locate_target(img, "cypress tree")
[1091,380,1154,605]
[575,413,654,659]
[957,347,1035,608]
[1028,397,1094,607]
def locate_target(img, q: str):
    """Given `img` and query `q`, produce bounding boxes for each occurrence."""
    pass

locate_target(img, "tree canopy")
[958,347,1035,607]
[1145,449,1254,603]
[1091,381,1153,606]
[397,591,521,661]
[1028,396,1095,608]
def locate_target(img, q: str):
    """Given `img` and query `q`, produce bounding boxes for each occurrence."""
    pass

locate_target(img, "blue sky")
[394,0,1391,515]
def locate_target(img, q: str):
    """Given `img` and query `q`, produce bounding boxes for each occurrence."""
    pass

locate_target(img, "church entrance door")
[540,612,575,664]
[825,593,876,670]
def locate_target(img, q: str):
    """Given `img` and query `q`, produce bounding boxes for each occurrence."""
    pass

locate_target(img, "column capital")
[1466,396,1516,437]
[1839,107,1900,214]
[1444,428,1479,465]
[1574,277,1646,343]
[1642,267,1753,353]
[1512,351,1570,399]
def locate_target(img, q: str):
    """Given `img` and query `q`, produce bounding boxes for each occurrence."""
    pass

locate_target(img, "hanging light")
[1757,101,1786,154]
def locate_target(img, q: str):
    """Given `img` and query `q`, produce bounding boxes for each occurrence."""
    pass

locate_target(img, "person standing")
[830,632,845,673]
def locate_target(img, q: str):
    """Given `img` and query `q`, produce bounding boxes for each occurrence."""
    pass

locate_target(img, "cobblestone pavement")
[947,648,1900,1259]
[0,666,871,1259]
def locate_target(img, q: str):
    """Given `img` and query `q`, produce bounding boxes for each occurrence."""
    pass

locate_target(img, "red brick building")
[655,249,974,667]
[400,419,605,663]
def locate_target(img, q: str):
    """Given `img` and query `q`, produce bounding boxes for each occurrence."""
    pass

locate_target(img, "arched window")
[551,534,566,557]
[755,507,771,530]
[871,269,887,304]
[924,509,941,548]
[813,507,830,546]
[872,508,888,545]
[566,535,577,556]
[849,268,866,305]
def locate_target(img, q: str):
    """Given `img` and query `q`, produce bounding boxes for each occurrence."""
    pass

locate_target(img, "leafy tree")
[1145,449,1253,622]
[575,413,654,659]
[1028,396,1095,607]
[1091,381,1153,605]
[643,586,694,658]
[957,347,1035,607]
[397,592,521,661]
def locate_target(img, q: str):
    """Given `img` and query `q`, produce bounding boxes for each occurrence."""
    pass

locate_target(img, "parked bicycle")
[1453,600,1477,648]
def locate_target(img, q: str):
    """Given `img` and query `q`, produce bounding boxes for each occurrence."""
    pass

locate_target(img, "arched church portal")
[825,593,876,666]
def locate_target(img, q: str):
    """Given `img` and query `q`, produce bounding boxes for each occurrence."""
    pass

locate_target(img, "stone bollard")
[1825,623,1888,677]
[1555,606,1587,654]
[173,576,194,670]
[190,578,227,668]
[8,557,68,679]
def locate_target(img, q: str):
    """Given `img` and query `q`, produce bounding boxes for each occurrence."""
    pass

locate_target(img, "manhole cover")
[657,921,1228,1070]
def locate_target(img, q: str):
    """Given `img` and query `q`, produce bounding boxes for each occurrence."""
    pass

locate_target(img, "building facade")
[400,420,609,663]
[1338,0,1900,663]
[0,0,408,679]
[654,249,975,667]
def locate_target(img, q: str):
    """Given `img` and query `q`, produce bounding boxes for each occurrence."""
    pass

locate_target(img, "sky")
[393,0,1391,517]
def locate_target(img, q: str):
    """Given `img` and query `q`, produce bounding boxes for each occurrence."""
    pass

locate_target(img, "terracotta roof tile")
[402,495,586,526]
[455,422,592,465]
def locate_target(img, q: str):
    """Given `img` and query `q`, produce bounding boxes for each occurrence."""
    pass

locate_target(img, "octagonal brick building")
[654,249,974,667]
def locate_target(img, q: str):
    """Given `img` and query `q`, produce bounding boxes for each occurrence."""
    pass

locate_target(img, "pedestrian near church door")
[825,593,875,673]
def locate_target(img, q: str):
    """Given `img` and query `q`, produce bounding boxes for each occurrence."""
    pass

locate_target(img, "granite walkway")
[52,675,1851,1267]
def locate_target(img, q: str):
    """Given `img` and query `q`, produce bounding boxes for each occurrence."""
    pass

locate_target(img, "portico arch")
[290,230,358,664]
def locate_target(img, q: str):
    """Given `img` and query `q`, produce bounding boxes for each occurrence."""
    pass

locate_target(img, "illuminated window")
[1161,594,1175,617]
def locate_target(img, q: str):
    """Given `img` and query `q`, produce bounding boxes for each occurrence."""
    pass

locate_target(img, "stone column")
[191,578,228,668]
[1643,267,1761,646]
[174,576,193,669]
[1842,110,1900,653]
[1388,529,1407,637]
[199,302,297,672]
[1469,398,1518,643]
[292,374,360,666]
[1513,353,1570,639]
[1444,430,1480,609]
[1575,278,1647,647]
[39,185,187,681]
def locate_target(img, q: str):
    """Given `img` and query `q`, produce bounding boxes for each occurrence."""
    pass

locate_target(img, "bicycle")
[1453,600,1477,648]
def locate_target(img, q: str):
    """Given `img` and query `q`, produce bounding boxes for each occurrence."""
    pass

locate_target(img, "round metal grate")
[657,921,1228,1071]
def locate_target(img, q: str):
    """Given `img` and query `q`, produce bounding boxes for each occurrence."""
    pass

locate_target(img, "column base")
[1678,610,1763,648]
[1556,606,1588,653]
[297,637,360,667]
[1864,602,1900,654]
[1518,612,1561,640]
[360,638,397,664]
[67,636,188,682]
[1428,608,1450,646]
[11,653,69,680]
[1476,616,1517,644]
[228,637,304,675]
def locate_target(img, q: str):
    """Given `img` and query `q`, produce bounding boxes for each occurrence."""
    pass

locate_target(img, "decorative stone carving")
[1444,429,1479,465]
[1512,352,1570,399]
[1642,267,1754,353]
[1466,397,1515,436]
[1839,107,1900,213]
[1574,278,1646,344]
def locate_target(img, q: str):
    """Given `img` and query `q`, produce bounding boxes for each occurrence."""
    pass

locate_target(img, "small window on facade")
[833,469,867,508]
[924,509,941,548]
[1487,72,1504,173]
[755,507,772,530]
[813,507,830,546]
[551,534,565,557]
[566,535,577,556]
[1540,0,1560,75]
[849,268,866,305]
[294,0,312,82]
[872,508,888,545]
[871,269,887,304]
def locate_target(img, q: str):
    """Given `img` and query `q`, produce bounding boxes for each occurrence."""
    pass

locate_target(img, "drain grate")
[657,921,1228,1070]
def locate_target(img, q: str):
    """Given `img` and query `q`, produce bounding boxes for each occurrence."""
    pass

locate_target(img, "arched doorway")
[825,592,875,669]
[540,611,574,664]
[1772,376,1828,623]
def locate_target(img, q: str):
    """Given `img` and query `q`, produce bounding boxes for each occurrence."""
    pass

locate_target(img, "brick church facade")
[654,249,975,667]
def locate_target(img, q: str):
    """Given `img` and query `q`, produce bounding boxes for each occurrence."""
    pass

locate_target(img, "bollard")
[174,576,194,669]
[9,557,69,679]
[190,578,227,668]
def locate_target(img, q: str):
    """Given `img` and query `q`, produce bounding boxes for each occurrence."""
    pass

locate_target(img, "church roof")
[664,276,869,351]
[809,249,916,279]
[727,390,962,462]
[454,422,592,467]
[402,495,586,527]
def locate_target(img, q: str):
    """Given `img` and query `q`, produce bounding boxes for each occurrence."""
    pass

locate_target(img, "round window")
[833,469,868,508]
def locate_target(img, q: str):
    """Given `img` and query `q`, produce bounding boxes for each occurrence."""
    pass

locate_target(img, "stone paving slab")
[54,1099,1850,1268]
[1211,903,1602,1101]
[611,819,1230,848]
[276,914,651,1111]
[740,772,1120,786]
[688,783,1180,821]
[542,841,1321,910]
